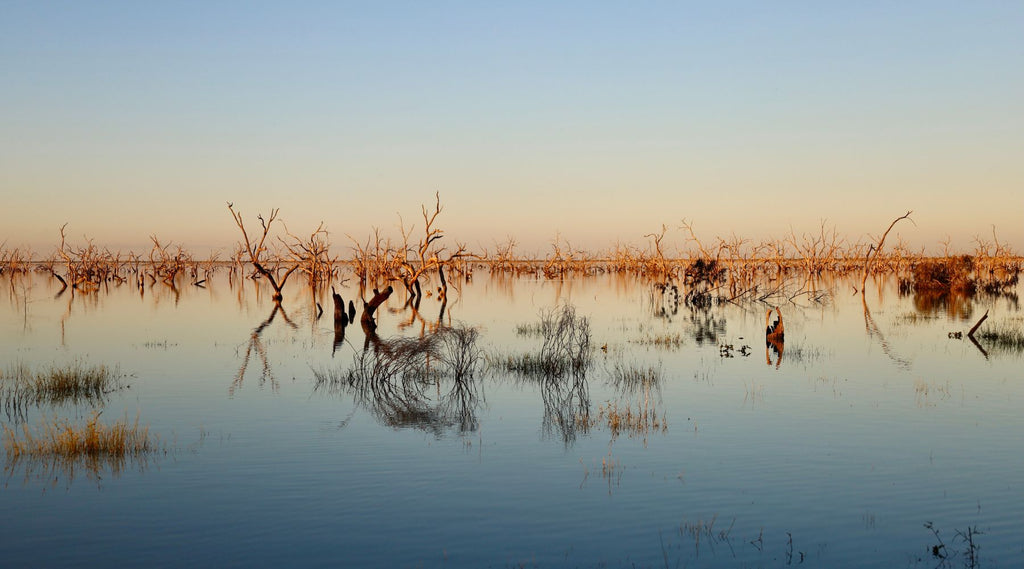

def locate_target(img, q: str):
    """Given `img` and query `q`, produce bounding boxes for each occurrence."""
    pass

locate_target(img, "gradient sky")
[2,1,1022,257]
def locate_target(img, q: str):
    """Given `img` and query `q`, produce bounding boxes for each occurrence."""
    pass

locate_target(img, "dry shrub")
[912,256,976,293]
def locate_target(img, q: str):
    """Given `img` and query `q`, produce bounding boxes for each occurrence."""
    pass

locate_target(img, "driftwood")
[967,309,989,339]
[966,309,990,359]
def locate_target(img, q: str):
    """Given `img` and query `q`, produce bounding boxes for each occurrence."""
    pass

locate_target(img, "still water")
[1,270,1021,568]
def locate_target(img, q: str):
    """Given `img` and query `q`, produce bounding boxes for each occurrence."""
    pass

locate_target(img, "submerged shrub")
[500,304,592,378]
[313,324,484,434]
[912,256,976,293]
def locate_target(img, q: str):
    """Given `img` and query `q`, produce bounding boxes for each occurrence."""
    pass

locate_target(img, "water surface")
[2,271,1021,567]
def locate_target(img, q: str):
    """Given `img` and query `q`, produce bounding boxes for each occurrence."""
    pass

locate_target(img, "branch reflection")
[315,324,484,436]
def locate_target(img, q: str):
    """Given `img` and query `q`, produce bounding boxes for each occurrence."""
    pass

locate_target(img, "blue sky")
[2,1,1022,256]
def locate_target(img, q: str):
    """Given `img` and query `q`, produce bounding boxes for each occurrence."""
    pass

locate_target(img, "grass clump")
[975,324,1024,354]
[2,361,124,419]
[4,411,159,486]
[633,332,686,350]
[609,360,663,393]
[4,411,155,458]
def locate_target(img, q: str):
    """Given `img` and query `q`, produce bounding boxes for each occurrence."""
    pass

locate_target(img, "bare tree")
[227,203,299,303]
[394,192,467,302]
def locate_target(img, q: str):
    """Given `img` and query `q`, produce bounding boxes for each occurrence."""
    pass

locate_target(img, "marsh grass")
[632,332,686,350]
[609,360,663,393]
[513,322,544,337]
[975,324,1024,354]
[680,515,736,558]
[574,390,667,447]
[599,400,667,440]
[914,378,952,407]
[3,411,159,486]
[2,361,123,419]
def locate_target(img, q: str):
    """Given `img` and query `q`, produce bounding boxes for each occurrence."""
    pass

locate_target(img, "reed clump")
[609,360,663,393]
[975,324,1024,354]
[632,332,686,350]
[2,361,123,417]
[574,395,667,447]
[4,411,159,486]
[4,411,157,461]
[599,400,667,439]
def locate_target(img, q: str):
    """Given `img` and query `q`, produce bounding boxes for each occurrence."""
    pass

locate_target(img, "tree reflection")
[231,303,296,395]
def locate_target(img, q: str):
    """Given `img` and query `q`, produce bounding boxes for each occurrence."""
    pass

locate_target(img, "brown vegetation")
[3,411,158,486]
[3,205,1020,311]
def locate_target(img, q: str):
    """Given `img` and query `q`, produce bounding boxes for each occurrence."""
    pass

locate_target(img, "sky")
[2,1,1022,257]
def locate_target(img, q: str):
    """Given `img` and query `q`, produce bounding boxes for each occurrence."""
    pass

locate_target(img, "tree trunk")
[361,286,394,333]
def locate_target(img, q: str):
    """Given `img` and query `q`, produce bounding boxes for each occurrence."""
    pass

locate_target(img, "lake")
[1,268,1021,568]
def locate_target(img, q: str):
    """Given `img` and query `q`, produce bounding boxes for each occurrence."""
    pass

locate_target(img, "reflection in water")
[766,337,784,368]
[2,269,1024,565]
[3,412,160,489]
[315,325,484,436]
[862,294,912,369]
[686,307,726,346]
[232,303,296,395]
[4,446,158,490]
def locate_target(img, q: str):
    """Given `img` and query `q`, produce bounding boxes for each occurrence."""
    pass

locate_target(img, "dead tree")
[227,203,299,303]
[395,192,467,303]
[860,211,913,293]
[282,222,335,289]
[361,285,394,335]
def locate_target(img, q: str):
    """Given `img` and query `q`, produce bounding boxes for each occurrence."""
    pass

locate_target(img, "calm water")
[1,270,1022,568]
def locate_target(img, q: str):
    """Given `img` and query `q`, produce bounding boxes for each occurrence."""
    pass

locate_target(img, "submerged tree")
[227,203,299,303]
[394,192,468,305]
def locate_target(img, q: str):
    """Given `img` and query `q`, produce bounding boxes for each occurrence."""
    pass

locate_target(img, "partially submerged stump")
[766,307,784,342]
[331,286,347,326]
[361,286,394,334]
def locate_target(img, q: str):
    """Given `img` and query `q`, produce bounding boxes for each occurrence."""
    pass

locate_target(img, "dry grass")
[3,411,159,486]
[4,411,155,459]
[599,400,667,439]
[575,386,667,447]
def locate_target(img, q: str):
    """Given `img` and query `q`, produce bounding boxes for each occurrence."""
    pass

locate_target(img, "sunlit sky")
[2,2,1022,257]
